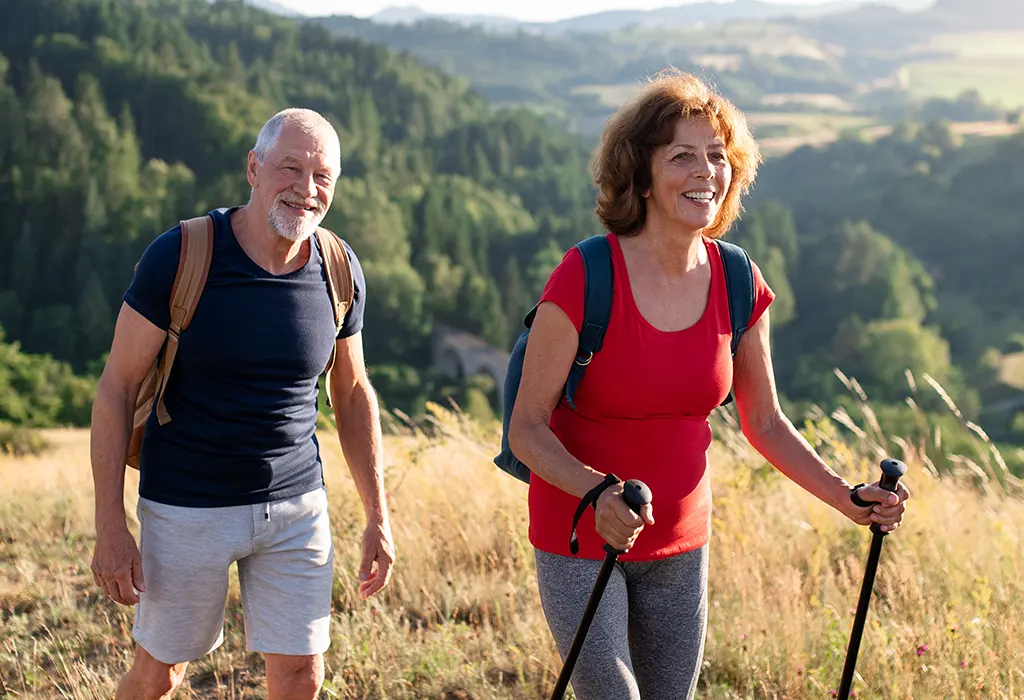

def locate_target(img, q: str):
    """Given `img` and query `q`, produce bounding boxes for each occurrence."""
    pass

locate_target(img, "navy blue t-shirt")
[123,207,366,507]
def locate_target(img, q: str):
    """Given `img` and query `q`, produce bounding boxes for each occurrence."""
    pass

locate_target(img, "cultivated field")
[2,398,1023,699]
[903,31,1024,109]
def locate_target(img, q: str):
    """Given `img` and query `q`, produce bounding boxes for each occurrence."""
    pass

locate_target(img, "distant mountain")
[365,0,935,34]
[529,0,866,35]
[240,0,300,16]
[371,5,520,29]
[934,0,1016,11]
[930,0,1024,26]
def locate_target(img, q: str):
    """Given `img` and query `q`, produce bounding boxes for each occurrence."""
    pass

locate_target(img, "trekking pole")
[550,478,653,700]
[837,457,907,700]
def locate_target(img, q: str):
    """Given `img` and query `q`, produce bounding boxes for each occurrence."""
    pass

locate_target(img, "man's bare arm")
[328,331,394,599]
[89,302,165,604]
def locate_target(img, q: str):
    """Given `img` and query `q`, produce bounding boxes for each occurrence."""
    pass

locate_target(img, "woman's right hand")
[594,482,655,552]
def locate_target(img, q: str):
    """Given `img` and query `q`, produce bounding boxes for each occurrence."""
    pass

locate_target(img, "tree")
[731,201,799,328]
[794,220,934,350]
[527,239,565,299]
[833,317,952,403]
[501,256,530,344]
[76,271,112,366]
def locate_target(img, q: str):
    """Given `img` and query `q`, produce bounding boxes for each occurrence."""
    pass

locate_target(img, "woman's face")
[645,117,732,234]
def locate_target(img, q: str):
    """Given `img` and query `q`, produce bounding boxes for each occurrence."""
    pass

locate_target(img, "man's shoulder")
[317,227,357,258]
[316,228,364,282]
[144,208,234,261]
[129,208,234,290]
[137,224,184,270]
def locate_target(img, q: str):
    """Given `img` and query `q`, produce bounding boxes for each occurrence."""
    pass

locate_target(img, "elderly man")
[89,108,394,700]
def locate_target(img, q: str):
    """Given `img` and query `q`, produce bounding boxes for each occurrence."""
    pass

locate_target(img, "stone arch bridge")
[430,323,510,404]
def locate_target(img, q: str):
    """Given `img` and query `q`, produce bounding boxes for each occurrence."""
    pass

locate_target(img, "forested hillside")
[0,0,597,418]
[730,123,1024,437]
[0,0,1021,454]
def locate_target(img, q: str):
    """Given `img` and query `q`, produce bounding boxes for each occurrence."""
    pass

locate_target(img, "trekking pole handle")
[621,479,652,514]
[872,458,907,535]
[878,458,907,493]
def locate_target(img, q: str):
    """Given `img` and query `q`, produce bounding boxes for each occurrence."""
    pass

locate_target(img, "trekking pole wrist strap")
[850,483,873,508]
[569,473,621,555]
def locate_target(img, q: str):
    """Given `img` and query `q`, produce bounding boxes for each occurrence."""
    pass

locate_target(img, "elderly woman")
[507,69,911,699]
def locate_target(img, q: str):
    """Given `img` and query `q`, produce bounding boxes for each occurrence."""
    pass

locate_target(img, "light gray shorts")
[133,487,334,664]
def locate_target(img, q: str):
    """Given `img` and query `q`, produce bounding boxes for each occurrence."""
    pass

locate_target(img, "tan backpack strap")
[153,215,214,425]
[316,227,354,330]
[315,227,354,409]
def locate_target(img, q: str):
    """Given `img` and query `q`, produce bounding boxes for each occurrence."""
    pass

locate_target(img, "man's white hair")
[252,108,341,165]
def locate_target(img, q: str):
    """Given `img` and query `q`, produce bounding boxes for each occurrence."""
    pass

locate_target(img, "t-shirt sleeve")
[537,245,586,333]
[747,257,776,330]
[337,239,366,339]
[122,227,182,331]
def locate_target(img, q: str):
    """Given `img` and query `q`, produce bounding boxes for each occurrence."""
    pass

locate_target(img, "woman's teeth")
[684,192,714,202]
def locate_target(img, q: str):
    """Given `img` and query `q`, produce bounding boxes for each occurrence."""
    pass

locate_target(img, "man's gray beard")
[267,202,323,242]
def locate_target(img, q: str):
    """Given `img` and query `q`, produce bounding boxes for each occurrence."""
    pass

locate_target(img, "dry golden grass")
[2,399,1023,699]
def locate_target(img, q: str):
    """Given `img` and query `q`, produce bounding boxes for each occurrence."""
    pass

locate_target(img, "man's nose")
[296,173,317,198]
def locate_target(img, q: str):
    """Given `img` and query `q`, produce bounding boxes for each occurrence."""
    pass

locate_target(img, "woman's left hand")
[845,480,911,533]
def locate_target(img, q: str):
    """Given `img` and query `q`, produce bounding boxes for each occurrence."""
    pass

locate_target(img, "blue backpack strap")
[716,239,754,405]
[492,235,613,483]
[564,235,613,410]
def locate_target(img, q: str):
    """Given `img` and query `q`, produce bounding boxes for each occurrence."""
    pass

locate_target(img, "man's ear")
[246,151,259,188]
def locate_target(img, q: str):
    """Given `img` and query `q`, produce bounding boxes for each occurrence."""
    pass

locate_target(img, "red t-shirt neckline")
[609,232,718,337]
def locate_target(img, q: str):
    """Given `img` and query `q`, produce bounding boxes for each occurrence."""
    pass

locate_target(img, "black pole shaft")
[550,548,620,700]
[837,530,886,699]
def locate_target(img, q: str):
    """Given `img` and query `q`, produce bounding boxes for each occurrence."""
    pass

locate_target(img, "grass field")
[746,111,875,136]
[568,82,878,151]
[2,396,1024,698]
[999,352,1024,391]
[903,32,1024,108]
[569,82,641,109]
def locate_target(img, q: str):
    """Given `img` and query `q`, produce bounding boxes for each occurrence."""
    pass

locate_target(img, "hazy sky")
[283,0,842,22]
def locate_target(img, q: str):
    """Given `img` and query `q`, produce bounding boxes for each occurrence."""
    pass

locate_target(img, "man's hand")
[91,523,146,605]
[357,520,395,600]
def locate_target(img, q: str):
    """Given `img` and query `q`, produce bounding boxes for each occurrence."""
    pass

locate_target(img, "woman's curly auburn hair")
[590,68,762,239]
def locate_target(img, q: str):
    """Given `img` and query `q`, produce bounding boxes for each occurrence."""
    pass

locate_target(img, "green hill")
[0,0,598,417]
[0,0,1021,447]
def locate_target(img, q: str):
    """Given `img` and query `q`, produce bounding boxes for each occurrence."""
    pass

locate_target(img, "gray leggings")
[535,545,709,700]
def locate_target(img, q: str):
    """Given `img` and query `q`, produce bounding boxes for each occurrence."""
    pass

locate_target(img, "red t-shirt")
[528,233,775,561]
